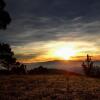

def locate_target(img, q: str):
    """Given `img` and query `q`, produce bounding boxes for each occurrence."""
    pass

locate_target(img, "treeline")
[0,64,26,75]
[82,54,100,78]
[28,66,67,75]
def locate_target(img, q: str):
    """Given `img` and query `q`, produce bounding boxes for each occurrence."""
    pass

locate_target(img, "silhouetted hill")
[28,66,81,76]
[26,60,84,74]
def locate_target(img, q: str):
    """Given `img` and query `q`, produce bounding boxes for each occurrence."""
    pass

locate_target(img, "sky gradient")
[0,0,100,63]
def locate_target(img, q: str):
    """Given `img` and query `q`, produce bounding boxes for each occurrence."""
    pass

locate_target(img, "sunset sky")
[0,0,100,63]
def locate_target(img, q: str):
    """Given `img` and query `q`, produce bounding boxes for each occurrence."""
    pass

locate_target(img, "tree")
[0,0,11,29]
[11,63,26,74]
[0,43,16,70]
[82,54,100,77]
[0,43,26,74]
[82,54,93,76]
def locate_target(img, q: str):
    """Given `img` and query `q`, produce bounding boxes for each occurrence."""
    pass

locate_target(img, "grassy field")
[0,75,100,100]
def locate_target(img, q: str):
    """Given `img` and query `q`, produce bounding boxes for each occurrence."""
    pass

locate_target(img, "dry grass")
[0,75,100,100]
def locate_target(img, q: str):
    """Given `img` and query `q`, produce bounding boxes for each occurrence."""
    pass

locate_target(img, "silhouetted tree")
[28,66,48,74]
[19,64,26,74]
[11,63,26,74]
[0,0,11,29]
[82,54,100,77]
[82,54,93,75]
[0,43,16,70]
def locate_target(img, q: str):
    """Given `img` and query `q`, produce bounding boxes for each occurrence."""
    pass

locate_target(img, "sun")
[53,46,77,60]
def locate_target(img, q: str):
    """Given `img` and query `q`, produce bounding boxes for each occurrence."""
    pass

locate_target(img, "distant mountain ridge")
[26,60,84,74]
[28,66,81,76]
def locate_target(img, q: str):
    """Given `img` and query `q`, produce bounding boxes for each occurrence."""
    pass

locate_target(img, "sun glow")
[53,46,77,60]
[14,41,100,63]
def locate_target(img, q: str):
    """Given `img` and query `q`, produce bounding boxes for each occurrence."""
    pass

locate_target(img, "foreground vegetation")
[0,75,100,100]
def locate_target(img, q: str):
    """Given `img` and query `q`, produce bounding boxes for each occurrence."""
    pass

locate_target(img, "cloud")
[5,0,100,19]
[15,54,39,60]
[1,16,100,46]
[0,0,100,62]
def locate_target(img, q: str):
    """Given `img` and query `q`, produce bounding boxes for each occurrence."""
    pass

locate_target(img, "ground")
[0,75,100,100]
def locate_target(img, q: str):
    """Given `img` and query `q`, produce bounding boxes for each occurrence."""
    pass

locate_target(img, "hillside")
[0,75,100,100]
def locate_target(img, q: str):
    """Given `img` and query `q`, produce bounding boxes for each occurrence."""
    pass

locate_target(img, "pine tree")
[0,43,16,70]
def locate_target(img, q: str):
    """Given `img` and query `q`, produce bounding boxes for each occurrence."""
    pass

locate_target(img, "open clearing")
[0,75,100,100]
